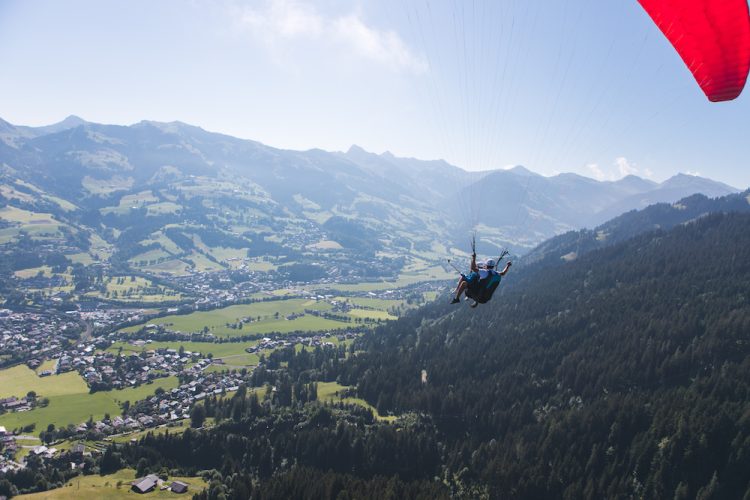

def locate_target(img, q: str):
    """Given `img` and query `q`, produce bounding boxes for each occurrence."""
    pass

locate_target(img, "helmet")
[485,259,495,269]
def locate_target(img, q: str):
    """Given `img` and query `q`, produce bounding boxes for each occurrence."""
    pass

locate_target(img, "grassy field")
[0,366,87,399]
[84,276,184,303]
[0,366,178,431]
[18,468,204,499]
[120,296,401,338]
[317,381,395,422]
[121,299,343,337]
[129,248,174,266]
[146,201,182,215]
[99,190,159,215]
[320,265,453,292]
[333,296,404,310]
[0,205,58,224]
[140,258,190,276]
[110,421,189,443]
[36,359,57,374]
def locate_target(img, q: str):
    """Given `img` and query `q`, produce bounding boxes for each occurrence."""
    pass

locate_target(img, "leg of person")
[452,276,467,303]
[451,275,466,303]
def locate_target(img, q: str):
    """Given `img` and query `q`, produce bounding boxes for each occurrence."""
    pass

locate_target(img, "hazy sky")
[1,0,748,187]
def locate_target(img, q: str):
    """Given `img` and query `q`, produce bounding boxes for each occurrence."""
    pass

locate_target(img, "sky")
[0,0,748,188]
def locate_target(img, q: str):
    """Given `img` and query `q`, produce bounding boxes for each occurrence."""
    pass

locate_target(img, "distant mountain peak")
[0,116,16,133]
[506,165,536,176]
[660,172,739,192]
[59,115,87,126]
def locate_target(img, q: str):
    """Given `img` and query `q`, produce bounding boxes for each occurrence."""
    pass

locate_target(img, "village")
[0,309,82,370]
[0,327,360,476]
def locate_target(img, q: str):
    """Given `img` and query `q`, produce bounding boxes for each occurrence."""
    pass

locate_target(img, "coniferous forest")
[3,212,750,499]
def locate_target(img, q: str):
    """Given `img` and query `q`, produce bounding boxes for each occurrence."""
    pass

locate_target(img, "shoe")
[470,301,478,308]
[450,297,460,304]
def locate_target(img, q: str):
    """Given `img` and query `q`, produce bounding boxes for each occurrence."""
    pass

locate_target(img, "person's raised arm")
[499,261,512,276]
[471,252,478,272]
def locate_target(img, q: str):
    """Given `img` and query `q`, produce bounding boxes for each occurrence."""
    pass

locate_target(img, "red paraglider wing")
[638,0,750,102]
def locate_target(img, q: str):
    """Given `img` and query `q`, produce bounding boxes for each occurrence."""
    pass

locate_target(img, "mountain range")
[0,116,740,268]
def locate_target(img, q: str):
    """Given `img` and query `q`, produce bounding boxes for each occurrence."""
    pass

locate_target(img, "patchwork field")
[0,366,177,431]
[120,298,376,338]
[84,275,185,303]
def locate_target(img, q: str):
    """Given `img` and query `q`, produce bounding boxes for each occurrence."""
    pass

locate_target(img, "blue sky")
[1,0,748,187]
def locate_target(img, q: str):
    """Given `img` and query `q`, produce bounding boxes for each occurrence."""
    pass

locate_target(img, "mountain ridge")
[0,116,741,257]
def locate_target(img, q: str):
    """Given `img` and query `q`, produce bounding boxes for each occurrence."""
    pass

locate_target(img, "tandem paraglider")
[448,236,511,308]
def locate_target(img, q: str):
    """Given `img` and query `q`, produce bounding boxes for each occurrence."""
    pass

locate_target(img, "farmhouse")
[170,480,189,494]
[131,474,159,494]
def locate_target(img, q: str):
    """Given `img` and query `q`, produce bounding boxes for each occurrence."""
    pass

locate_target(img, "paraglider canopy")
[638,0,750,102]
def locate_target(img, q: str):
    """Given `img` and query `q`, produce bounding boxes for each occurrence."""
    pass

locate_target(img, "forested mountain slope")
[525,189,750,269]
[340,212,750,498]
[11,211,748,499]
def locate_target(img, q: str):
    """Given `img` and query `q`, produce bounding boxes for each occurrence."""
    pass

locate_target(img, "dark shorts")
[463,272,480,290]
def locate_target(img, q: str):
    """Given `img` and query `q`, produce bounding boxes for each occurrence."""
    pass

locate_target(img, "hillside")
[339,212,750,498]
[0,116,739,263]
[12,210,749,499]
[525,189,750,268]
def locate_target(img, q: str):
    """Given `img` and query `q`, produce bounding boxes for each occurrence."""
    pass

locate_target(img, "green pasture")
[81,175,134,195]
[0,365,178,431]
[0,206,57,224]
[321,265,452,292]
[84,275,184,303]
[317,381,395,422]
[121,296,400,338]
[0,184,36,204]
[146,201,182,215]
[333,296,403,310]
[0,366,85,399]
[36,359,57,375]
[14,266,54,279]
[100,190,159,215]
[121,299,337,337]
[18,468,204,499]
[110,421,188,443]
[140,258,190,276]
[144,231,183,254]
[185,251,224,272]
[67,252,96,265]
[129,248,174,266]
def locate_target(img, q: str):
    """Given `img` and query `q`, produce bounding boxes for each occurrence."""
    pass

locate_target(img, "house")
[170,481,189,494]
[131,474,159,494]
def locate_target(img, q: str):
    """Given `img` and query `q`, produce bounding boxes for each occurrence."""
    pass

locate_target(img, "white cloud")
[235,0,427,74]
[333,14,427,73]
[615,156,638,178]
[585,157,655,182]
[586,162,605,181]
[685,170,701,177]
[238,0,322,38]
